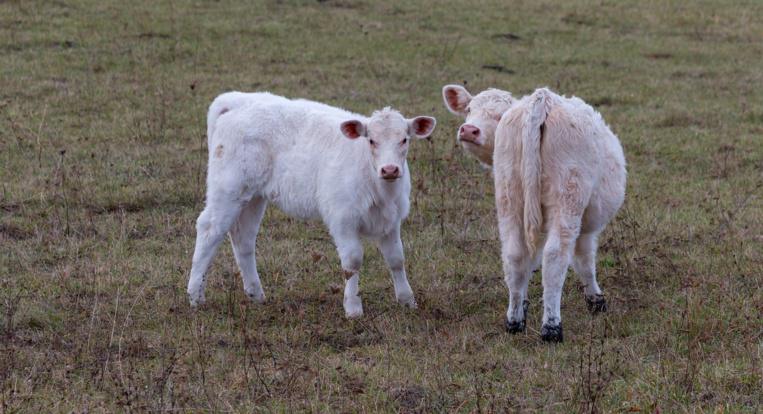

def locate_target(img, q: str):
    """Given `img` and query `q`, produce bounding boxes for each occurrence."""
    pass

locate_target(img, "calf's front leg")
[378,227,416,308]
[333,231,365,318]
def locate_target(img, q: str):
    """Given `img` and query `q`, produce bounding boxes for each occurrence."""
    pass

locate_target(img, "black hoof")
[506,319,526,334]
[585,294,608,314]
[540,323,563,343]
[505,300,530,334]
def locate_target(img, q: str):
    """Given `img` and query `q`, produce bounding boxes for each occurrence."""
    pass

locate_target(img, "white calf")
[444,85,626,342]
[187,92,436,318]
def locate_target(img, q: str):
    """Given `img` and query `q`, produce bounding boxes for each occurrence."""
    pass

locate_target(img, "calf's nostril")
[381,165,399,177]
[460,125,480,138]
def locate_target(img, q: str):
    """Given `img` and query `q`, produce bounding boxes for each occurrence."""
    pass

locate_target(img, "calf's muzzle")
[380,165,401,180]
[459,124,481,144]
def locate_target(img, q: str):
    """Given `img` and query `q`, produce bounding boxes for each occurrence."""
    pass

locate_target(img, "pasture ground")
[1,0,761,412]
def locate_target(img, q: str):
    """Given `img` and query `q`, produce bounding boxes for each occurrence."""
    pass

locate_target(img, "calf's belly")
[264,183,320,221]
[259,152,322,220]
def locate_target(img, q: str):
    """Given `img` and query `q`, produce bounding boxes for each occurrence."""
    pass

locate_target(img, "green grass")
[1,0,761,412]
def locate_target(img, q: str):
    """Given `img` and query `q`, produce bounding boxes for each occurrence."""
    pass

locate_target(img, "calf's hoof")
[505,300,529,334]
[345,308,364,319]
[396,292,417,309]
[505,319,526,334]
[585,294,607,314]
[245,286,266,304]
[540,323,563,343]
[188,292,206,308]
[344,296,364,319]
[246,291,266,304]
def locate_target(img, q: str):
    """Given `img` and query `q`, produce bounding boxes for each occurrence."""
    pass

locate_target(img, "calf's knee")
[340,250,363,275]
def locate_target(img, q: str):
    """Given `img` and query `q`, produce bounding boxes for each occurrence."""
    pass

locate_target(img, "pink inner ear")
[446,89,464,111]
[414,118,433,136]
[341,122,361,139]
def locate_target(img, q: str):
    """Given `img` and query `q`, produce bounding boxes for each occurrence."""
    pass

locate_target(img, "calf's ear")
[442,84,472,116]
[340,120,366,139]
[408,116,437,139]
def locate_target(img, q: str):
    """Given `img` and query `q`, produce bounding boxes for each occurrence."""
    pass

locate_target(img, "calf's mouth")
[458,136,481,145]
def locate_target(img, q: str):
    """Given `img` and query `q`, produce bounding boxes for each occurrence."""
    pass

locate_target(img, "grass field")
[1,0,762,412]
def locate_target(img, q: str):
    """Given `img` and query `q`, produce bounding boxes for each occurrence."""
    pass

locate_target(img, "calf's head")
[442,85,515,166]
[340,108,436,181]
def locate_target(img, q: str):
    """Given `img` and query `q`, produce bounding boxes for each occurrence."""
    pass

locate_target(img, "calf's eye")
[369,139,376,146]
[401,138,408,145]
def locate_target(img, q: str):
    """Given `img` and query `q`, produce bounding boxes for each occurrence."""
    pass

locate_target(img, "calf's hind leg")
[229,197,268,303]
[498,215,532,333]
[572,231,607,314]
[540,213,581,342]
[188,198,244,307]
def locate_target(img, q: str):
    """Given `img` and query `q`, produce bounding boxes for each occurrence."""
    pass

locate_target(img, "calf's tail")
[206,92,241,144]
[521,88,551,254]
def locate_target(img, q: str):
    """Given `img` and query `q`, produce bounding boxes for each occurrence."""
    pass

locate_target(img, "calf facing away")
[443,85,626,342]
[188,92,436,318]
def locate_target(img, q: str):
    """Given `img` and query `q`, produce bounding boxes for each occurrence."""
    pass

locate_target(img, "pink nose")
[459,124,481,144]
[380,165,400,179]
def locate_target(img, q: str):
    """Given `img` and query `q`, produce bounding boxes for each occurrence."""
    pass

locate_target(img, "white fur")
[187,92,435,317]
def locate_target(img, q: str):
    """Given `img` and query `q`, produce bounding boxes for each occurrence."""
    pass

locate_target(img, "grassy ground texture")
[1,0,761,412]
